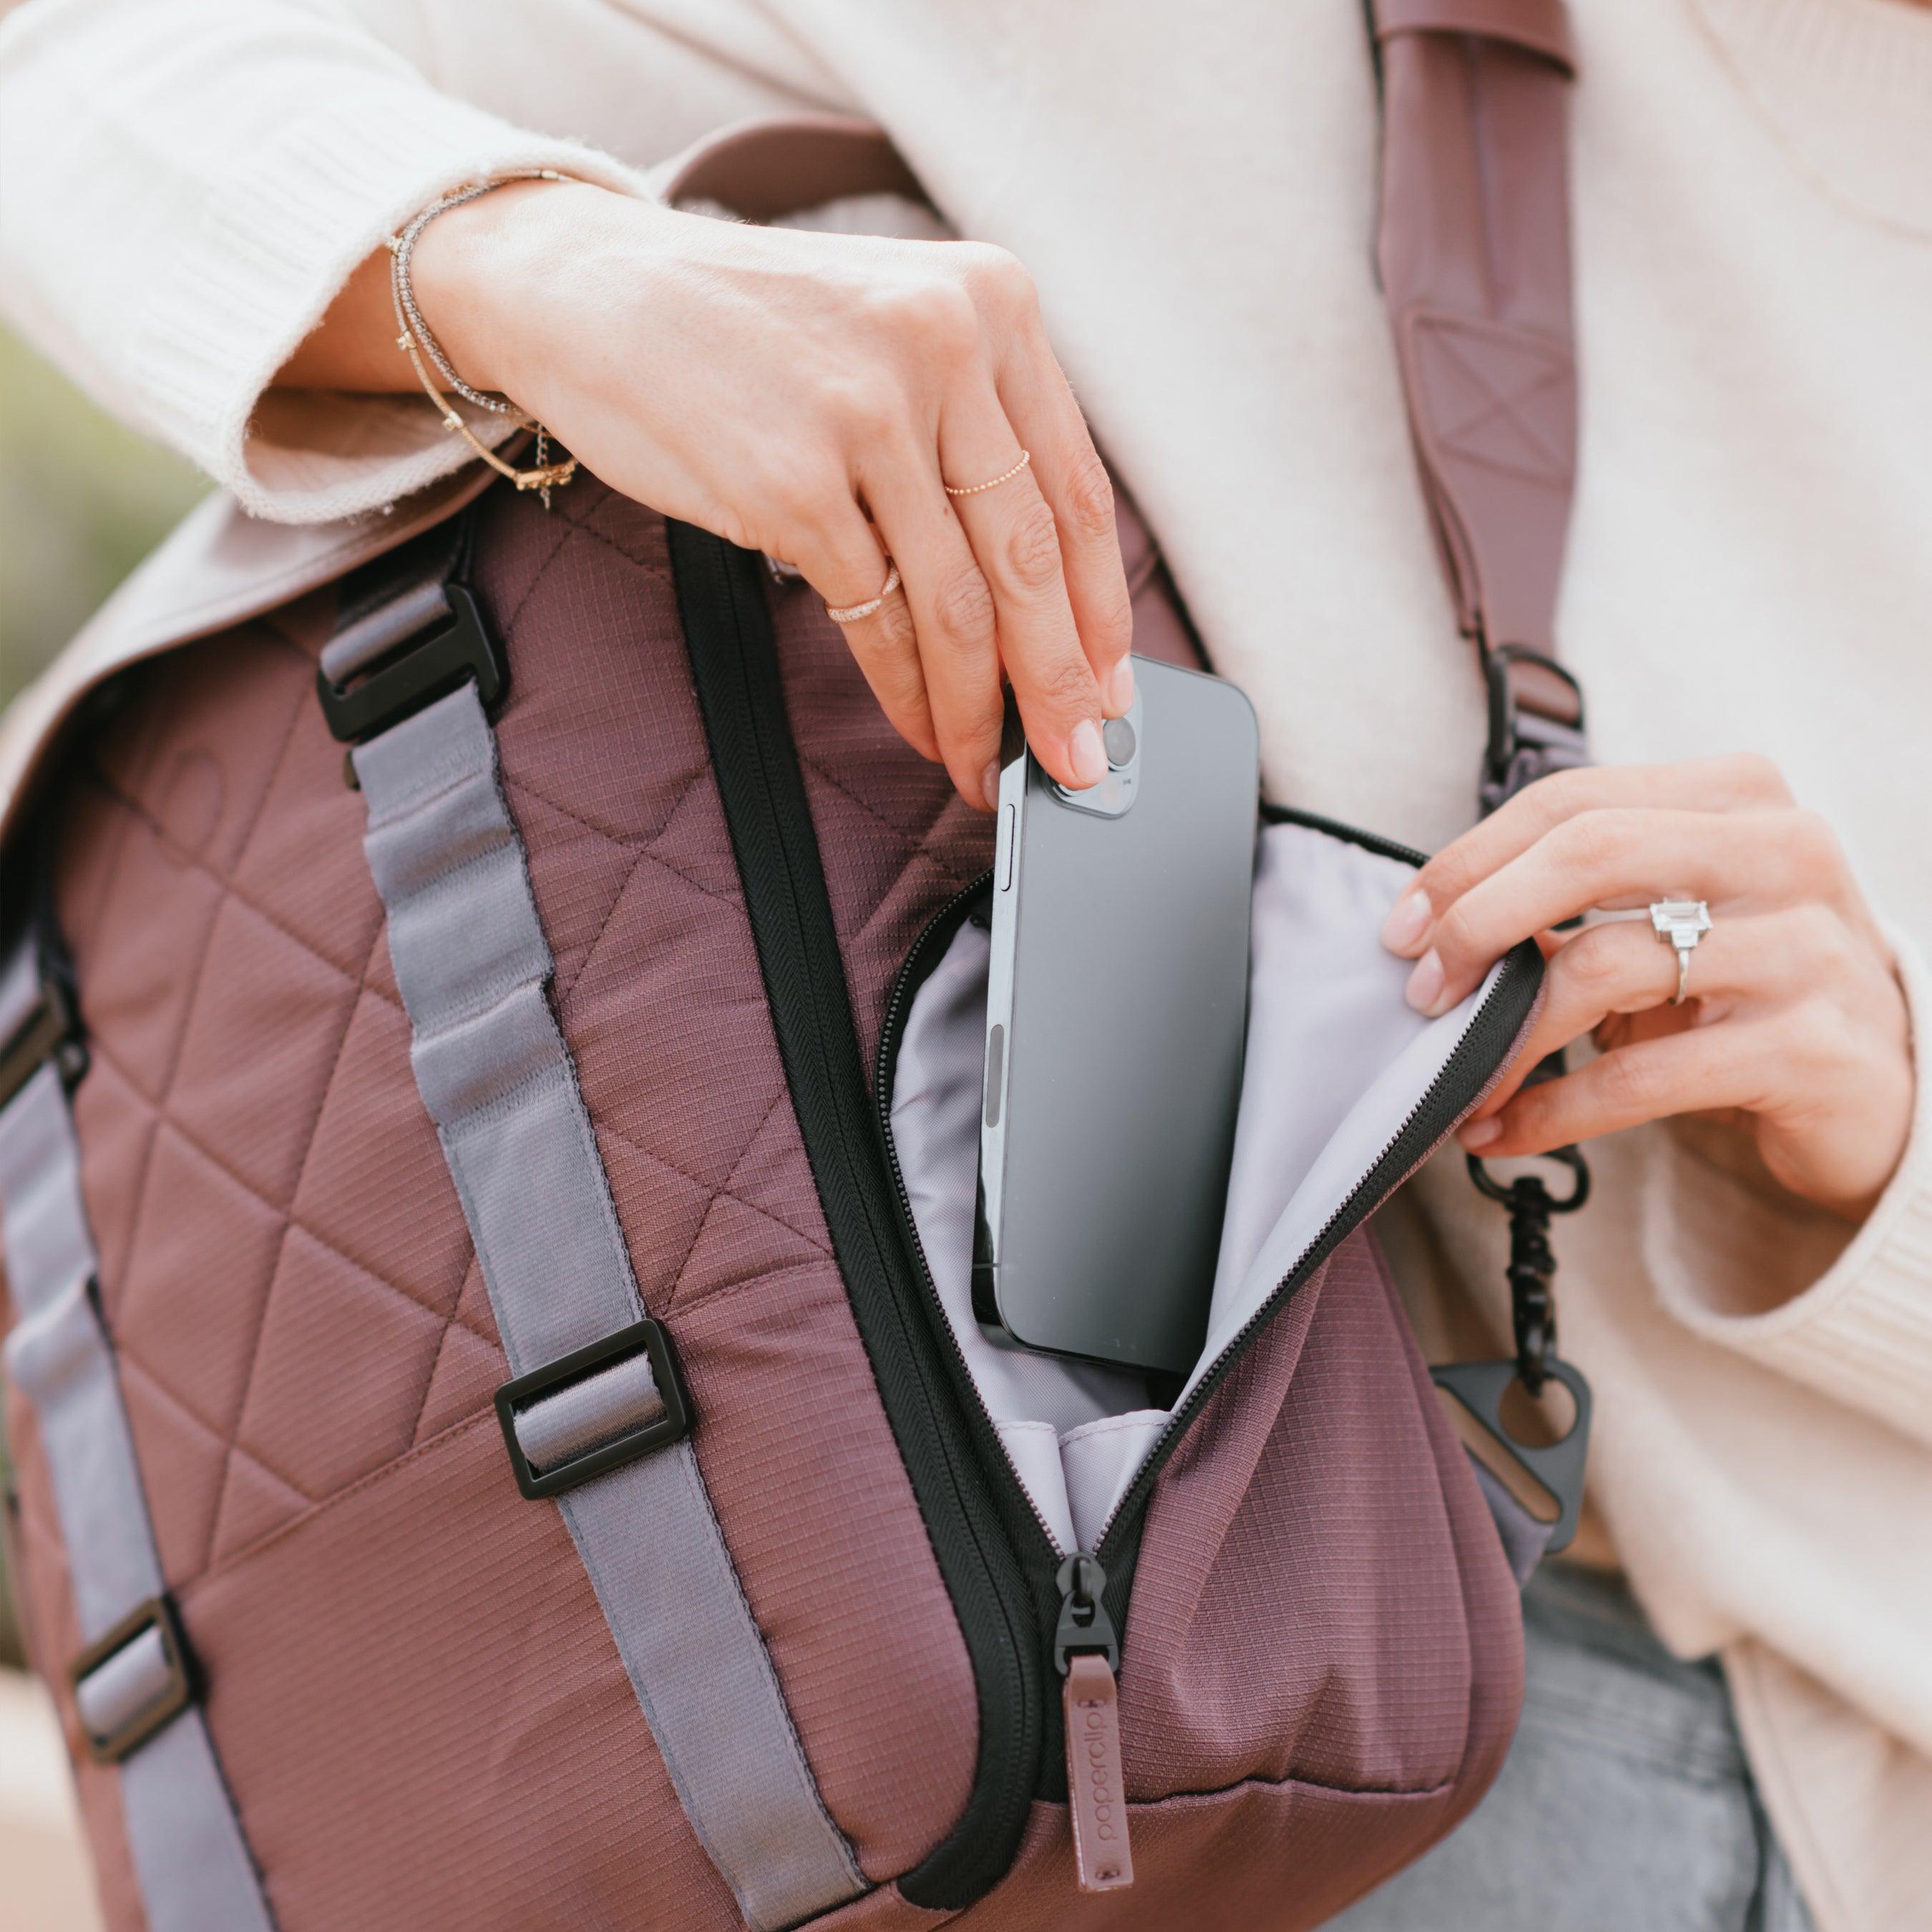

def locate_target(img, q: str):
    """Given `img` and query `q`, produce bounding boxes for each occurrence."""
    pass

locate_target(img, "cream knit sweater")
[3,0,1931,1923]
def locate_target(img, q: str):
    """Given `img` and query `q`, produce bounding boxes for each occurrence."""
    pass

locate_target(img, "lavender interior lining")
[890,819,1505,1554]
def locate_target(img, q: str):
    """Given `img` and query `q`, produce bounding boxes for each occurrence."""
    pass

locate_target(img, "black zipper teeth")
[872,872,1065,1565]
[873,801,1542,1580]
[668,527,1038,1911]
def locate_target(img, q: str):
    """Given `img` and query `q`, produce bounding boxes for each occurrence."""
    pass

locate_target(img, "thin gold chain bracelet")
[387,172,578,504]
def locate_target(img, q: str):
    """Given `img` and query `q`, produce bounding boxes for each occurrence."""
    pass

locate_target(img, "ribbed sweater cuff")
[134,88,648,524]
[1644,928,1932,1447]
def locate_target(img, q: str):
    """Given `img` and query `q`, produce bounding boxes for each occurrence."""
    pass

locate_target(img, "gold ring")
[825,560,901,625]
[944,449,1031,497]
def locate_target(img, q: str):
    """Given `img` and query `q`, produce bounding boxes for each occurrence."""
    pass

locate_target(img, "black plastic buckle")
[316,582,507,746]
[1430,1355,1593,1556]
[1482,645,1586,808]
[0,977,84,1113]
[1483,645,1584,776]
[69,1594,195,1765]
[494,1315,691,1501]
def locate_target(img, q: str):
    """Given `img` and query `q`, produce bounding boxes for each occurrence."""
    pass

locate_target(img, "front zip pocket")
[874,806,1544,1820]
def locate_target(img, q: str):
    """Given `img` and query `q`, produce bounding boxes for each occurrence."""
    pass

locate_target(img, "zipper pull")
[1055,1553,1133,1893]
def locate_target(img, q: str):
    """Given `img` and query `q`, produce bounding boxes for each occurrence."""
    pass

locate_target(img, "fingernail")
[1405,949,1445,1014]
[1106,658,1135,717]
[980,759,1002,811]
[1459,1116,1502,1151]
[1381,889,1431,955]
[1069,719,1107,788]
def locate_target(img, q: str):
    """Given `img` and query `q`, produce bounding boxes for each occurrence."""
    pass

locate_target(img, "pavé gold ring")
[825,560,901,625]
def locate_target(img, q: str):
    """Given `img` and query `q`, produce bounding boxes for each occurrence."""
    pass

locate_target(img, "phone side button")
[998,804,1015,889]
[984,1024,1005,1129]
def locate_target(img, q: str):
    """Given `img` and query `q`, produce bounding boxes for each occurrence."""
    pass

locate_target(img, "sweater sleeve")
[0,0,652,522]
[1640,927,1932,1450]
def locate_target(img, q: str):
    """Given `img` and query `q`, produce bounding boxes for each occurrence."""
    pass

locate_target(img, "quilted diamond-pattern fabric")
[5,478,988,1929]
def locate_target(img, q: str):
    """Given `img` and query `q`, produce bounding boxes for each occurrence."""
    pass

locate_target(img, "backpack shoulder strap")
[1371,3,1599,1552]
[0,929,279,1931]
[1368,0,1589,809]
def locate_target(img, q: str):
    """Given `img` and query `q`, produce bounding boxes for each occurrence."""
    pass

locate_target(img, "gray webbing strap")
[351,683,864,1931]
[321,575,454,685]
[0,945,275,1932]
[72,1621,177,1739]
[511,1350,666,1475]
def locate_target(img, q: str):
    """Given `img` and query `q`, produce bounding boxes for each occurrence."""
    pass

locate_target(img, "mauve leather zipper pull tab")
[1055,1554,1133,1893]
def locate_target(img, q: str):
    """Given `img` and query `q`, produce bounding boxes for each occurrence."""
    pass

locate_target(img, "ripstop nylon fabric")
[350,679,865,1929]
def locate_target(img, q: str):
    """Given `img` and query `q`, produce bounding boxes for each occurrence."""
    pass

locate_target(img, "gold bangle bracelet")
[391,325,578,496]
[387,173,579,504]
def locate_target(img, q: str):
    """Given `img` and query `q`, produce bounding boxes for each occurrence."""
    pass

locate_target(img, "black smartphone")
[973,656,1259,1376]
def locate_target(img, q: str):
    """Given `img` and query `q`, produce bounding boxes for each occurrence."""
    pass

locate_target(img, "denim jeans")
[1327,1563,1815,1931]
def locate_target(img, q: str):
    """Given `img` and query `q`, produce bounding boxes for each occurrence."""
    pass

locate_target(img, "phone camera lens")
[1101,717,1137,769]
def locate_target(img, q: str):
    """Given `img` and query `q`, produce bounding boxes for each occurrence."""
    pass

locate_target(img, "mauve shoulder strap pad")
[1370,0,1579,700]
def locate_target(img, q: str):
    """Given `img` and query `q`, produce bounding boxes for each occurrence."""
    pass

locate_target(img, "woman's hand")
[291,178,1133,809]
[1380,754,1913,1219]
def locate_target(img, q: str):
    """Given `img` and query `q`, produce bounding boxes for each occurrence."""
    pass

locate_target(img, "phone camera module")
[1101,717,1137,769]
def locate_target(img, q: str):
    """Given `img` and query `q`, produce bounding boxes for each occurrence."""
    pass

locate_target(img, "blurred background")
[1,321,204,1929]
[0,324,208,713]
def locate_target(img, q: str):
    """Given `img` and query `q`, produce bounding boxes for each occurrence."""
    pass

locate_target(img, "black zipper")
[668,527,1041,1911]
[872,876,1069,1541]
[872,803,1543,1709]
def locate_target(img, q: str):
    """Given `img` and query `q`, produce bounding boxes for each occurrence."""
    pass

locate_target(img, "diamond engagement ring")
[1650,898,1712,1005]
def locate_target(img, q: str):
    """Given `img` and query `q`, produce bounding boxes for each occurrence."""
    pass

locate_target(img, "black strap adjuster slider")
[1480,645,1589,816]
[494,1315,691,1501]
[69,1594,196,1765]
[318,582,507,746]
[0,977,84,1113]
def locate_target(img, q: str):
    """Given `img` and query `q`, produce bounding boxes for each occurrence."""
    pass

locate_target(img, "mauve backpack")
[0,3,1597,1927]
